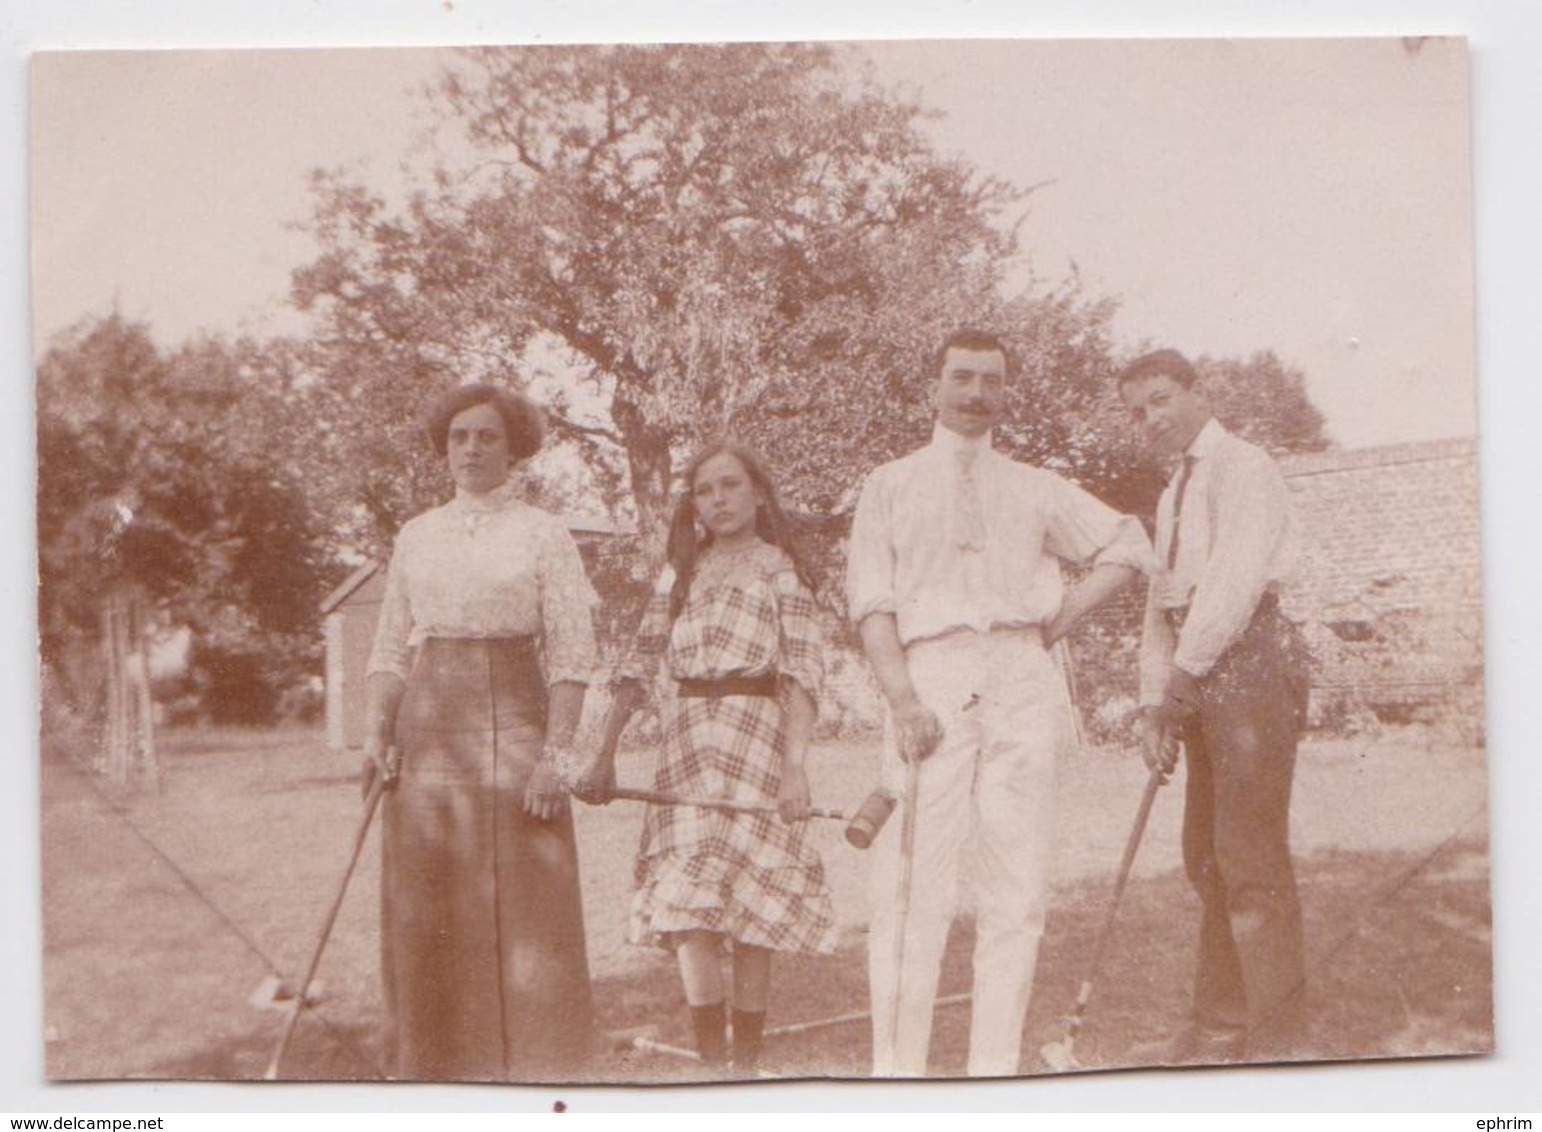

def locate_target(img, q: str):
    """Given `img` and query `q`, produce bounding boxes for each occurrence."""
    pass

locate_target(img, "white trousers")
[868,629,1067,1077]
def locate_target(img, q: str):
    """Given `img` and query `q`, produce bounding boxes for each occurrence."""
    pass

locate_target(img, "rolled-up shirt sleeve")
[845,470,896,624]
[537,522,600,686]
[1139,579,1178,706]
[1043,476,1157,574]
[1095,514,1158,575]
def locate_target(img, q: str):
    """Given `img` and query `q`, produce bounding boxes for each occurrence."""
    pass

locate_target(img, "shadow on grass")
[250,772,361,794]
[584,833,1493,1083]
[148,1015,386,1083]
[125,826,1492,1086]
[156,727,329,759]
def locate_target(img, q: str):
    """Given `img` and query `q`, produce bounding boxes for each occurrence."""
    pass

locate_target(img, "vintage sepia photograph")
[28,34,1493,1097]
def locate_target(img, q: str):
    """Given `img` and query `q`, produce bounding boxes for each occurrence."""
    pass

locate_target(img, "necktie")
[1165,454,1197,570]
[955,447,987,552]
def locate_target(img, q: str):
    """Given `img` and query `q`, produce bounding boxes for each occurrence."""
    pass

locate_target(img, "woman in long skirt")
[364,383,598,1082]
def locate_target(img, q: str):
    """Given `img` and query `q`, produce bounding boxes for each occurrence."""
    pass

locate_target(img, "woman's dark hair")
[424,383,545,461]
[665,442,818,622]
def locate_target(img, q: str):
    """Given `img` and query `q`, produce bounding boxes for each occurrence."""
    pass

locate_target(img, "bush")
[186,634,322,726]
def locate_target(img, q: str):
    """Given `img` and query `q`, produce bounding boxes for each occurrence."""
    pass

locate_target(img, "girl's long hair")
[665,442,818,622]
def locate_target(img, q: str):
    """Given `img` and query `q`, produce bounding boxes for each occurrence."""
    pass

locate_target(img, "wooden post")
[101,595,128,786]
[97,589,158,791]
[96,603,116,778]
[130,596,160,792]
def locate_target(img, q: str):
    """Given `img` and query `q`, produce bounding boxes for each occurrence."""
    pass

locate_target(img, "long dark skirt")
[381,636,594,1082]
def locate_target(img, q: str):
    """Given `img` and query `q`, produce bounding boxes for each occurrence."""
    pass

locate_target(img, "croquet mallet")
[579,683,881,835]
[886,751,923,1070]
[843,786,899,849]
[1038,751,1170,1072]
[580,705,879,833]
[608,785,848,822]
[263,761,389,1081]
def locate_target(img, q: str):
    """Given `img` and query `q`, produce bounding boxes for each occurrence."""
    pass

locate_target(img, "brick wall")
[1280,437,1484,732]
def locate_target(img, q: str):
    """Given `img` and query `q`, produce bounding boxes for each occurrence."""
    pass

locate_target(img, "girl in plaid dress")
[576,443,837,1073]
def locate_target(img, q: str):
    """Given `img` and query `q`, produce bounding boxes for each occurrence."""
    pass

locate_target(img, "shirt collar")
[451,478,521,514]
[930,420,993,458]
[1183,417,1226,461]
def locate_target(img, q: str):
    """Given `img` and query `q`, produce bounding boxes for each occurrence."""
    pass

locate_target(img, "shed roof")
[319,560,382,616]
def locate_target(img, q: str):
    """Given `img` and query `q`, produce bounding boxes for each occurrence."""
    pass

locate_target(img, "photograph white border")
[6,0,1539,1114]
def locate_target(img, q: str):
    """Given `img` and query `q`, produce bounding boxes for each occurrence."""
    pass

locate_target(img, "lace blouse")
[366,482,599,685]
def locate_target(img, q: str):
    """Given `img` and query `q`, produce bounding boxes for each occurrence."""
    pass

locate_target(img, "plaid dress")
[622,540,838,954]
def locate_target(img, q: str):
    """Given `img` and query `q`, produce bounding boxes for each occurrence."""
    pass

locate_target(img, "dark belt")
[677,675,780,699]
[1164,590,1279,632]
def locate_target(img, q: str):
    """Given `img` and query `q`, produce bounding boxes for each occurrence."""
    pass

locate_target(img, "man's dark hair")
[932,328,1014,379]
[1115,348,1199,390]
[423,383,545,461]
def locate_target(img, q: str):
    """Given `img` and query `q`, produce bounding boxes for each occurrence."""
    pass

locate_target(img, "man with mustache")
[1118,348,1311,1064]
[846,328,1154,1077]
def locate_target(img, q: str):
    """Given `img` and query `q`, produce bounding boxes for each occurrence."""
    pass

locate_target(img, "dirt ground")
[38,725,1491,1086]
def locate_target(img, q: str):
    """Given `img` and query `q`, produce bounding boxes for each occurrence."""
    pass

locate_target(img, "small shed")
[320,561,390,751]
[319,517,634,751]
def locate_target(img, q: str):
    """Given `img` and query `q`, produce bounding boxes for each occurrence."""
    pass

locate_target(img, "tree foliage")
[1200,350,1330,457]
[37,315,327,723]
[294,43,1022,552]
[293,44,1333,564]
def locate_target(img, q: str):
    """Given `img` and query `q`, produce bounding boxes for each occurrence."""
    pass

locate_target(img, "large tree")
[293,43,1021,552]
[292,44,1333,565]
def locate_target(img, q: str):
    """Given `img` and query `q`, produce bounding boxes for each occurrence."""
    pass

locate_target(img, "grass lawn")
[39,724,1491,1084]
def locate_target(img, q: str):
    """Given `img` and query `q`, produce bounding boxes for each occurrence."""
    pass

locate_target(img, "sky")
[30,38,1476,448]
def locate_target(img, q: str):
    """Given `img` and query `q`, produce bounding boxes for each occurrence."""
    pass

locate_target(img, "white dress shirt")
[1139,418,1297,702]
[847,423,1154,647]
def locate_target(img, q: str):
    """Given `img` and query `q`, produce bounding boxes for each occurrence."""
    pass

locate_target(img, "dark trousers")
[1180,606,1311,1037]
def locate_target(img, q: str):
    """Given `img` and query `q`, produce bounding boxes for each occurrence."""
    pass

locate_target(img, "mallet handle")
[1056,760,1167,1044]
[1096,764,1166,958]
[610,786,846,822]
[263,768,387,1080]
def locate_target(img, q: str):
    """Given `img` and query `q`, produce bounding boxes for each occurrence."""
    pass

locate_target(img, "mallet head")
[1038,1038,1080,1073]
[844,788,897,849]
